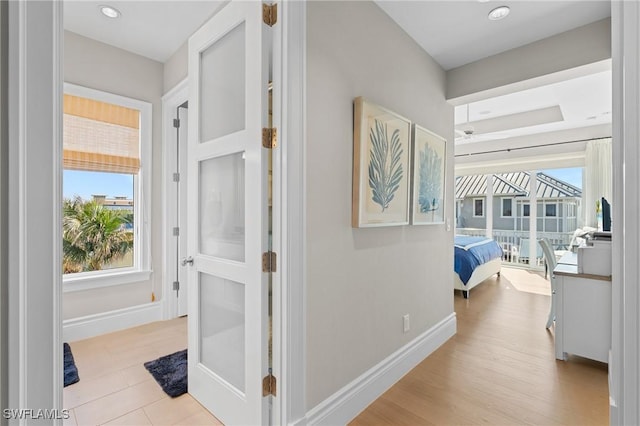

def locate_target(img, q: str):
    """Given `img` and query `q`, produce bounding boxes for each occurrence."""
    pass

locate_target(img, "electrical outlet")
[403,314,410,333]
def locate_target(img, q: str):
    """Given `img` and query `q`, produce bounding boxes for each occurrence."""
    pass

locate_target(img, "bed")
[454,235,503,298]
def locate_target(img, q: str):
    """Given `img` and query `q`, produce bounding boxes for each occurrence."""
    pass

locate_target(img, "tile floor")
[64,317,223,426]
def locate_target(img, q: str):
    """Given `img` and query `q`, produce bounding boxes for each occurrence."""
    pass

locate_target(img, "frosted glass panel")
[200,273,245,392]
[200,22,245,142]
[200,152,245,261]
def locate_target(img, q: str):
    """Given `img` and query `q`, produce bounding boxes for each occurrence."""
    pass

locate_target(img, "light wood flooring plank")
[67,271,608,425]
[351,269,609,425]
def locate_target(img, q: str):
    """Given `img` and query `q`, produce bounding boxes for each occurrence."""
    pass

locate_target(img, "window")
[62,83,152,290]
[473,198,484,217]
[501,198,513,217]
[523,203,530,217]
[545,203,557,217]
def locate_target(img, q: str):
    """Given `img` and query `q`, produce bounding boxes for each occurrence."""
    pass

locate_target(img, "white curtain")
[584,138,612,228]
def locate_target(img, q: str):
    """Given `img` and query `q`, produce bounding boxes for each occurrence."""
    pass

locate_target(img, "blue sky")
[542,167,583,189]
[64,170,133,200]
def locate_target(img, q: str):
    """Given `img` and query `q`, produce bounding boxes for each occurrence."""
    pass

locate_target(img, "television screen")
[601,197,611,232]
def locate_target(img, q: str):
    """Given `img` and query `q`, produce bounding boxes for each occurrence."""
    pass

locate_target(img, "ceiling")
[454,69,612,144]
[377,0,612,150]
[64,0,613,150]
[64,1,225,63]
[376,1,611,71]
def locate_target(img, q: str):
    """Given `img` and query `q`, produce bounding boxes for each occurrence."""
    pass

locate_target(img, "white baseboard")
[63,302,163,342]
[305,313,457,426]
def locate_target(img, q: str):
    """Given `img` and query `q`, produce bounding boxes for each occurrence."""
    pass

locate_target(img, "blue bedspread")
[454,236,503,285]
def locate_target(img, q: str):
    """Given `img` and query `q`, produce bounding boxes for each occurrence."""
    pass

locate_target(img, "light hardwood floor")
[66,267,608,425]
[64,316,222,426]
[351,268,609,425]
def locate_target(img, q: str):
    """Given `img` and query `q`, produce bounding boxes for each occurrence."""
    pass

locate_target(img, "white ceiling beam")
[446,19,611,105]
[455,123,612,156]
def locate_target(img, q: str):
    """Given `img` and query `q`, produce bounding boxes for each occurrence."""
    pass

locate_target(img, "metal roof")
[455,171,582,200]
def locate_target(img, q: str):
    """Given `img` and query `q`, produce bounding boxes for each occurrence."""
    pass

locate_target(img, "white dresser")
[553,252,612,363]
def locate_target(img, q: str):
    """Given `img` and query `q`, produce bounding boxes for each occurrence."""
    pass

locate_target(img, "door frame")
[5,0,64,418]
[611,2,640,424]
[162,78,189,320]
[271,2,307,423]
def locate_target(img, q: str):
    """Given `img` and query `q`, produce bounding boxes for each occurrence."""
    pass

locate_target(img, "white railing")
[456,228,574,268]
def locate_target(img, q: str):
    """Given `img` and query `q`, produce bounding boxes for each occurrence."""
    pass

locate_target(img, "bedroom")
[450,66,612,300]
[4,1,639,425]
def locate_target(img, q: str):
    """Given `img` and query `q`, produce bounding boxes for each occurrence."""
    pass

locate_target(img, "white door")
[186,2,270,425]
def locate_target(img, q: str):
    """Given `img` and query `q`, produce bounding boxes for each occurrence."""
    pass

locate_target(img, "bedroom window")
[62,83,152,291]
[545,203,557,217]
[501,198,513,217]
[473,198,484,217]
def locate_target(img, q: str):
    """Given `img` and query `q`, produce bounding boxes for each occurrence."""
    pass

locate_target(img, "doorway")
[164,81,189,319]
[7,1,308,424]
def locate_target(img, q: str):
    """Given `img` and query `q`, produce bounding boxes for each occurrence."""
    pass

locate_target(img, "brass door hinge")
[262,373,277,396]
[262,251,277,273]
[262,127,277,149]
[262,3,277,27]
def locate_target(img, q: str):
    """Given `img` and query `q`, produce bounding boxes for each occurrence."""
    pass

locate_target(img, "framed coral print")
[352,97,411,227]
[411,124,446,225]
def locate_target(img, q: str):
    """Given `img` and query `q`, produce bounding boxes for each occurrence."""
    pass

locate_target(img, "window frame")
[501,197,513,218]
[62,83,152,292]
[545,202,558,217]
[473,197,485,217]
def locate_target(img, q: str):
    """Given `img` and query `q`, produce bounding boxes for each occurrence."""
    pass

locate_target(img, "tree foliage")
[63,197,133,273]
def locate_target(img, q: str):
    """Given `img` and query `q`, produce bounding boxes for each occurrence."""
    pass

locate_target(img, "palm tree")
[63,197,133,273]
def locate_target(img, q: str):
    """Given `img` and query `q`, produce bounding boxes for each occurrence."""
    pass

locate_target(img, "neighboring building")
[455,171,582,233]
[92,194,134,210]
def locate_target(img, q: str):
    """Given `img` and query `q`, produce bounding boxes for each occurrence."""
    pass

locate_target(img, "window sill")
[63,269,152,293]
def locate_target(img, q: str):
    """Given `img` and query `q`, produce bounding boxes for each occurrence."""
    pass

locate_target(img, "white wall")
[63,31,164,319]
[306,1,454,409]
[164,40,188,93]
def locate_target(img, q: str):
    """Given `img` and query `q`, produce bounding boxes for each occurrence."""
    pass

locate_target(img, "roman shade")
[63,94,140,174]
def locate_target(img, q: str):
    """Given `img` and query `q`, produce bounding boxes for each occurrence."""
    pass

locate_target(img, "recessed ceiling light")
[99,5,121,19]
[488,6,510,21]
[478,0,491,3]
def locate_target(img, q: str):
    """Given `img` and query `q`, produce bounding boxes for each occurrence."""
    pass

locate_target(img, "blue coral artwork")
[411,125,446,225]
[352,97,411,227]
[368,119,404,212]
